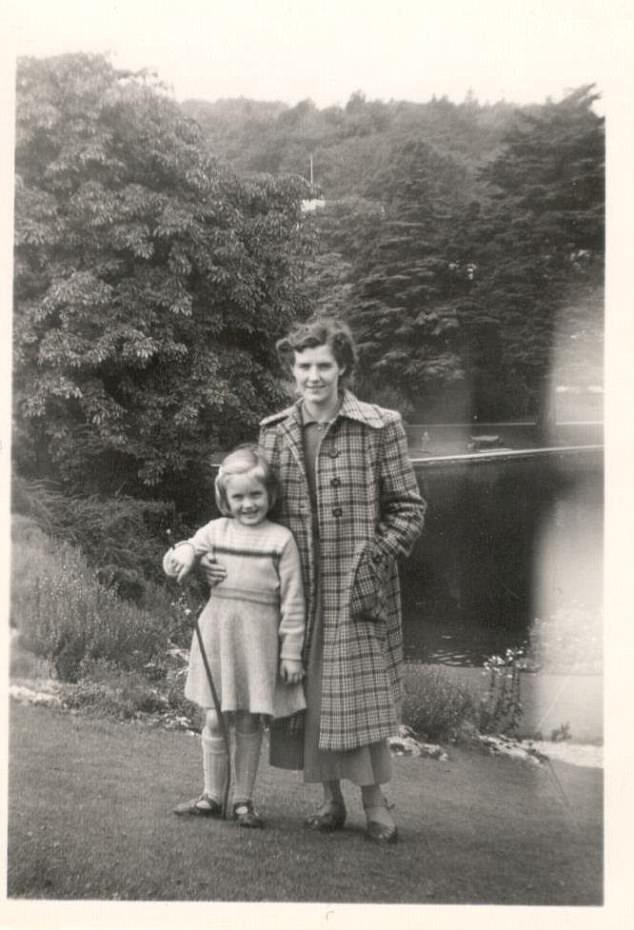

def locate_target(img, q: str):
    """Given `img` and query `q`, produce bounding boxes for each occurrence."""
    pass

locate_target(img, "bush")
[11,516,170,682]
[12,477,178,602]
[56,658,199,726]
[401,663,479,741]
[61,668,169,719]
[9,631,51,680]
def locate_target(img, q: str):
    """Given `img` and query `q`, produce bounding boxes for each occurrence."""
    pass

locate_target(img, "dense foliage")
[12,56,604,602]
[11,515,172,681]
[458,86,604,421]
[12,475,173,599]
[14,54,311,512]
[187,87,604,421]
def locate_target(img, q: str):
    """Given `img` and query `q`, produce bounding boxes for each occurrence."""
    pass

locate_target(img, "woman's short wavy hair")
[276,316,357,385]
[214,444,279,517]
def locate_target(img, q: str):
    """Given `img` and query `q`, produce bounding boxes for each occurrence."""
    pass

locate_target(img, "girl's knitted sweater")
[176,516,305,662]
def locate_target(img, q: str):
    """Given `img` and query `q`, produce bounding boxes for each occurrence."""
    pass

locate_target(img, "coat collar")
[337,390,385,429]
[259,390,384,431]
[260,390,385,473]
[282,389,385,431]
[280,390,384,431]
[261,390,385,473]
[269,401,305,475]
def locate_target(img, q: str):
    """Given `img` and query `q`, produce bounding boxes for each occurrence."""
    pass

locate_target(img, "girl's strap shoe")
[232,800,264,828]
[173,794,223,817]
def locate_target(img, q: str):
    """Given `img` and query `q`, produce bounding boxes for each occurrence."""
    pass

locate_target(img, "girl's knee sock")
[233,725,263,804]
[202,731,229,804]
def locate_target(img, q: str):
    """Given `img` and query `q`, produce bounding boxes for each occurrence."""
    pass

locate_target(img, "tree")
[459,85,604,419]
[13,54,311,511]
[184,85,604,422]
[344,138,472,416]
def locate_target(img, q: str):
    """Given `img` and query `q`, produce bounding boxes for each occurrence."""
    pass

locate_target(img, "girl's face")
[292,344,345,409]
[224,473,269,526]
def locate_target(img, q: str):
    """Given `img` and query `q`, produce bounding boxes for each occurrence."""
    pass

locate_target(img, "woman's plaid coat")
[259,390,426,752]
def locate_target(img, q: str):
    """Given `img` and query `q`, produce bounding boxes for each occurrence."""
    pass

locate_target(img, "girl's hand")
[163,544,195,583]
[175,563,192,583]
[280,659,304,684]
[199,552,227,587]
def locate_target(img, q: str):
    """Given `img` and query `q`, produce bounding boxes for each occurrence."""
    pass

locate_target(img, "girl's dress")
[182,517,306,719]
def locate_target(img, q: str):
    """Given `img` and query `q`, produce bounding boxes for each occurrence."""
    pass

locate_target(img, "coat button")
[331,477,341,487]
[332,507,343,517]
[328,449,340,458]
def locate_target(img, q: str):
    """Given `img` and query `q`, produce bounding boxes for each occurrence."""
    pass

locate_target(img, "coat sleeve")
[277,534,306,662]
[350,414,426,620]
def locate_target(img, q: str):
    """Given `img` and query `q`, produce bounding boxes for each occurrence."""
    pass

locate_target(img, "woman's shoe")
[304,801,346,832]
[363,802,398,844]
[365,820,398,844]
[232,800,264,829]
[173,793,223,817]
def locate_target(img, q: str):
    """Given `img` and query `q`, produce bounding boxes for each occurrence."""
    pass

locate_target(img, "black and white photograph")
[2,0,631,925]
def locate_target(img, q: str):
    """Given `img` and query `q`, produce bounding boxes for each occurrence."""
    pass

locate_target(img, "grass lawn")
[7,701,602,905]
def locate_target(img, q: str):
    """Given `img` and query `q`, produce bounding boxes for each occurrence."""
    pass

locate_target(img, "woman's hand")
[199,551,227,587]
[280,658,304,684]
[349,543,388,622]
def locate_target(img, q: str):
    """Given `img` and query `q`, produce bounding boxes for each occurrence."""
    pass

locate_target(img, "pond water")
[400,447,603,668]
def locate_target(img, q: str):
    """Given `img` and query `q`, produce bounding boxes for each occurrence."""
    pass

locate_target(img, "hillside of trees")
[184,87,604,421]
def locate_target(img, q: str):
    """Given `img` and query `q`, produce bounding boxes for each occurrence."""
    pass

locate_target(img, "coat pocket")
[349,542,388,623]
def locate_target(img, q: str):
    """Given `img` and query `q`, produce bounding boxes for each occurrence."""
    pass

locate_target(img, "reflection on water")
[400,448,603,668]
[401,605,527,666]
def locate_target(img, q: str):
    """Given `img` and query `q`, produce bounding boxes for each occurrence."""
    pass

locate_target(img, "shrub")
[12,477,178,602]
[11,516,170,682]
[9,631,51,680]
[142,575,209,652]
[57,658,199,726]
[61,668,169,719]
[401,663,479,741]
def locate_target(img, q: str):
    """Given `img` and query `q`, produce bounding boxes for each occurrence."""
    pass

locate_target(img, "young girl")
[163,445,306,828]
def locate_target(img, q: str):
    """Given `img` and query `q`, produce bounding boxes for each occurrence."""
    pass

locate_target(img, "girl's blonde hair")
[214,444,279,517]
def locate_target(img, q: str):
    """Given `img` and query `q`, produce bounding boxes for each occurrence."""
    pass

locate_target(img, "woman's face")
[292,344,345,409]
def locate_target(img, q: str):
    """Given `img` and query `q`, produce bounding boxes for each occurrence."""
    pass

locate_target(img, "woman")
[205,316,425,843]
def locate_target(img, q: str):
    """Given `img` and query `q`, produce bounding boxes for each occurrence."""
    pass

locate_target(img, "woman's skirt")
[269,584,392,786]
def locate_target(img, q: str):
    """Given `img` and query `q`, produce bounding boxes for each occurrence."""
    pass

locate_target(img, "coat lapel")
[338,390,385,429]
[277,402,307,477]
[275,391,382,475]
